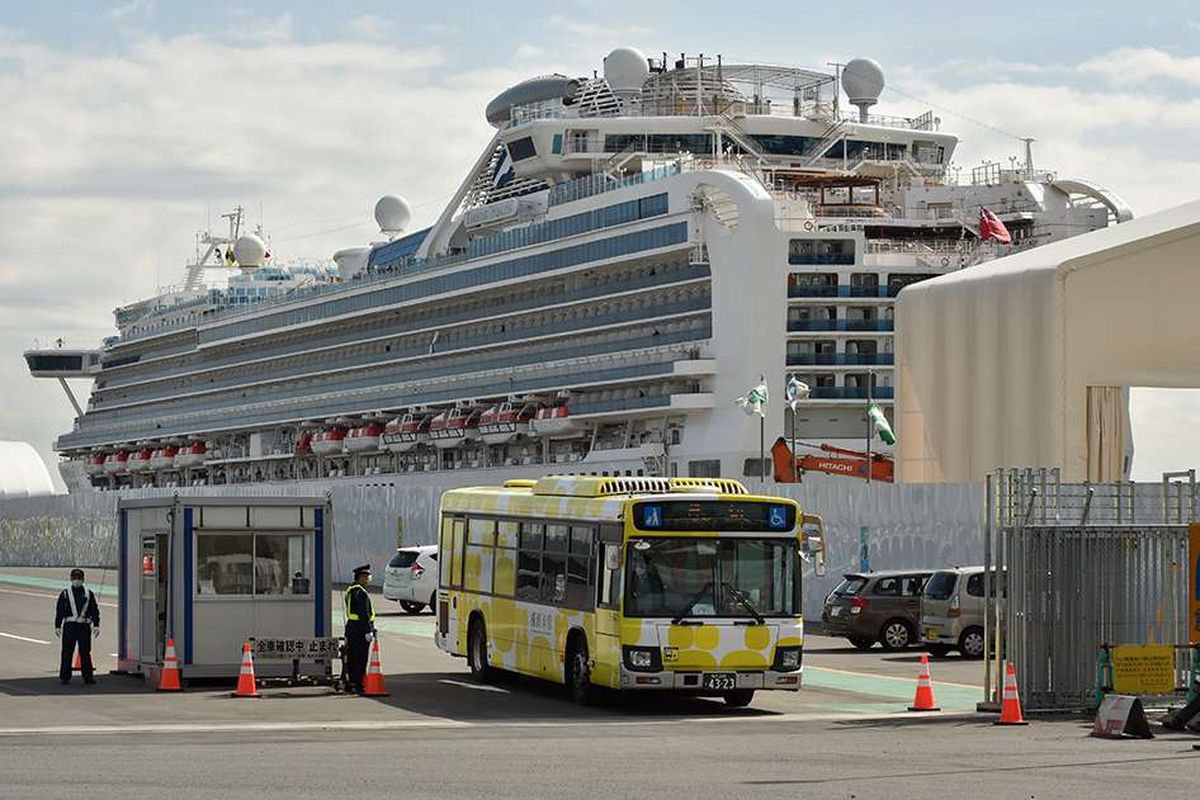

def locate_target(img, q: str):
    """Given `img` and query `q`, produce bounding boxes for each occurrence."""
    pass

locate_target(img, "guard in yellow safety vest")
[343,564,376,694]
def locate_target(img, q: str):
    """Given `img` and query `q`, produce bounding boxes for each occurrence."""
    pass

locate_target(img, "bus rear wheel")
[565,637,594,706]
[724,689,755,708]
[467,618,492,681]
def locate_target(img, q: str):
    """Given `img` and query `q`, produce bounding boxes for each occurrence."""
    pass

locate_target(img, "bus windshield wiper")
[671,581,713,625]
[723,582,765,625]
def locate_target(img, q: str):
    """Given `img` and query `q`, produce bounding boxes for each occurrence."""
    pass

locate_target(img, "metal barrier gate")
[985,468,1195,712]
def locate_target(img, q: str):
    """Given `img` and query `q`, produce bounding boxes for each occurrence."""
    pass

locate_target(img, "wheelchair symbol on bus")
[769,506,787,529]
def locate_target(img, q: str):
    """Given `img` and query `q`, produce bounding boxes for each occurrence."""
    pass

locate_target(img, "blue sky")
[2,0,1200,487]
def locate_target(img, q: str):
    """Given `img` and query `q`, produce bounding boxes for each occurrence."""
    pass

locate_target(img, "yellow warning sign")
[1111,644,1175,695]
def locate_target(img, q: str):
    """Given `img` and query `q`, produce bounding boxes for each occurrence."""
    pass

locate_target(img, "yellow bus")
[434,475,826,707]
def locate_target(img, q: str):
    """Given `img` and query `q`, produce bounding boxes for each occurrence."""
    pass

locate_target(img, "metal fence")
[987,468,1194,712]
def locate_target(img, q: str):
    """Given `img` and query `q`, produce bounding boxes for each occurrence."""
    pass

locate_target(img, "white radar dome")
[841,57,885,121]
[232,233,267,267]
[374,195,412,235]
[603,47,650,94]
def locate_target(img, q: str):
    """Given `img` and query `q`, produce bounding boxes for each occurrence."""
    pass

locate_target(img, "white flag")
[735,381,769,418]
[867,402,896,445]
[785,376,810,411]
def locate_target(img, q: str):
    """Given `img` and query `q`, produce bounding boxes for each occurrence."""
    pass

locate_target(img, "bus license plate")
[703,673,737,691]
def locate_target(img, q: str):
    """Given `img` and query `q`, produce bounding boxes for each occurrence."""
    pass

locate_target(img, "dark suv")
[821,570,932,650]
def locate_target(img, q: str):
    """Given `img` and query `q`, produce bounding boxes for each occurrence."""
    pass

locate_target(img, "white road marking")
[438,678,509,693]
[0,719,471,737]
[0,709,981,738]
[0,631,51,645]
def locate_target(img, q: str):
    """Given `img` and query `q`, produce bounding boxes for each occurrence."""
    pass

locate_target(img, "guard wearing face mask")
[55,568,100,685]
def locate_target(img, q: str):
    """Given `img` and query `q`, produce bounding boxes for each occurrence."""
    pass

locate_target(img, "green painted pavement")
[804,666,981,712]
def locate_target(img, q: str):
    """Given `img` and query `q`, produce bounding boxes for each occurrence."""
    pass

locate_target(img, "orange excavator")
[770,437,895,483]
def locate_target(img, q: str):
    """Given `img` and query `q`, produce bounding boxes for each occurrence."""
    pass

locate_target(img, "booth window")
[256,534,310,595]
[196,532,310,596]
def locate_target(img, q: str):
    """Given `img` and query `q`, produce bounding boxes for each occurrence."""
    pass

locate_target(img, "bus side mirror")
[801,514,827,578]
[605,545,622,572]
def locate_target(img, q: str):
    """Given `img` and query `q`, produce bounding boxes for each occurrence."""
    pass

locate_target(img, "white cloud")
[347,14,393,41]
[224,11,295,44]
[1078,46,1200,87]
[545,14,649,44]
[108,1,155,20]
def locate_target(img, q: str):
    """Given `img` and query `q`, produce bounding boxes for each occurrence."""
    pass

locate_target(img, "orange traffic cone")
[361,638,389,697]
[995,661,1028,725]
[907,652,940,711]
[72,649,82,672]
[157,638,182,691]
[233,641,259,698]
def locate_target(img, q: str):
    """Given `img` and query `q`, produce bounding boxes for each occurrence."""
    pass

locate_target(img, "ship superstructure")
[27,48,1131,491]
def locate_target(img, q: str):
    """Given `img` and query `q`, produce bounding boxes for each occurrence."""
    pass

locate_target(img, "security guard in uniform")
[55,568,100,685]
[343,564,376,694]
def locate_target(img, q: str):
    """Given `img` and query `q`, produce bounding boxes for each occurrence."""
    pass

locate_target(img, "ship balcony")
[787,285,897,299]
[786,353,894,367]
[805,386,895,401]
[786,319,894,333]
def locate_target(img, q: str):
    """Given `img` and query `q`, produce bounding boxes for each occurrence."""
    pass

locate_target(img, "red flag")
[979,207,1012,244]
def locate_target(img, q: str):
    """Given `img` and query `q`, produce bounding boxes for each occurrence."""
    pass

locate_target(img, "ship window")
[551,133,563,155]
[749,134,817,156]
[506,136,537,162]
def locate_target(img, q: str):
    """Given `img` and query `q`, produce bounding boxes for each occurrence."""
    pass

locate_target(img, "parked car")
[382,545,438,614]
[821,570,933,650]
[920,566,1004,658]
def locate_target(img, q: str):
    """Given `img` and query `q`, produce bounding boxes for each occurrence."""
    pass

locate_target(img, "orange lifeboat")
[149,446,178,470]
[84,453,107,476]
[344,422,384,453]
[428,406,480,449]
[311,426,347,456]
[383,412,430,452]
[530,403,584,439]
[104,450,130,474]
[127,448,153,473]
[174,441,207,468]
[479,401,534,445]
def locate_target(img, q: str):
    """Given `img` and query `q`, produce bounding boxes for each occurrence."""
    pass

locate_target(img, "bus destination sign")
[632,501,796,532]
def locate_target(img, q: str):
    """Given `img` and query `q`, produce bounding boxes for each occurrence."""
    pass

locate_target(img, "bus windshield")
[624,537,797,619]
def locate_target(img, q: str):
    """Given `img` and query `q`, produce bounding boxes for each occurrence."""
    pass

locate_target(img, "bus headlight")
[774,647,802,671]
[622,646,662,672]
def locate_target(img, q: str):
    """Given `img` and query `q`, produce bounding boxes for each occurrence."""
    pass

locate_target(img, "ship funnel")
[841,57,885,122]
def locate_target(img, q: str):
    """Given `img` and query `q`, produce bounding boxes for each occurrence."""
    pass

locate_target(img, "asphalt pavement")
[2,568,1199,799]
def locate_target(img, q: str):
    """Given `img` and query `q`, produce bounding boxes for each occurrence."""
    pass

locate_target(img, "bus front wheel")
[467,618,492,681]
[566,637,595,706]
[724,689,755,708]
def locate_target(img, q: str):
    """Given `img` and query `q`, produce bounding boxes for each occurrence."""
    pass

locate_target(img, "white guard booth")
[116,496,333,681]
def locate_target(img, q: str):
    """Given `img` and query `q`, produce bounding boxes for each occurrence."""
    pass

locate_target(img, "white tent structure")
[0,441,56,499]
[896,199,1200,484]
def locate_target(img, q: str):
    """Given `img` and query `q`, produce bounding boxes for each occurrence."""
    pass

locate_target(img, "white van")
[382,545,439,614]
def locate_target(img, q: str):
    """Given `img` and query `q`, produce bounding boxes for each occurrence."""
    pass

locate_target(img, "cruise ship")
[25,48,1131,492]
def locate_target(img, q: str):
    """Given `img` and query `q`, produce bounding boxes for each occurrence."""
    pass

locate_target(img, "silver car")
[919,566,1004,658]
[382,545,439,614]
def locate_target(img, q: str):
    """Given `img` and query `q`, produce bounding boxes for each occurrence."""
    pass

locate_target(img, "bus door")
[439,515,467,654]
[593,524,624,688]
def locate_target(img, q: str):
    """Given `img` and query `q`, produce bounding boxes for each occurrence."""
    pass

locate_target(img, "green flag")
[867,402,895,445]
[735,381,769,418]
